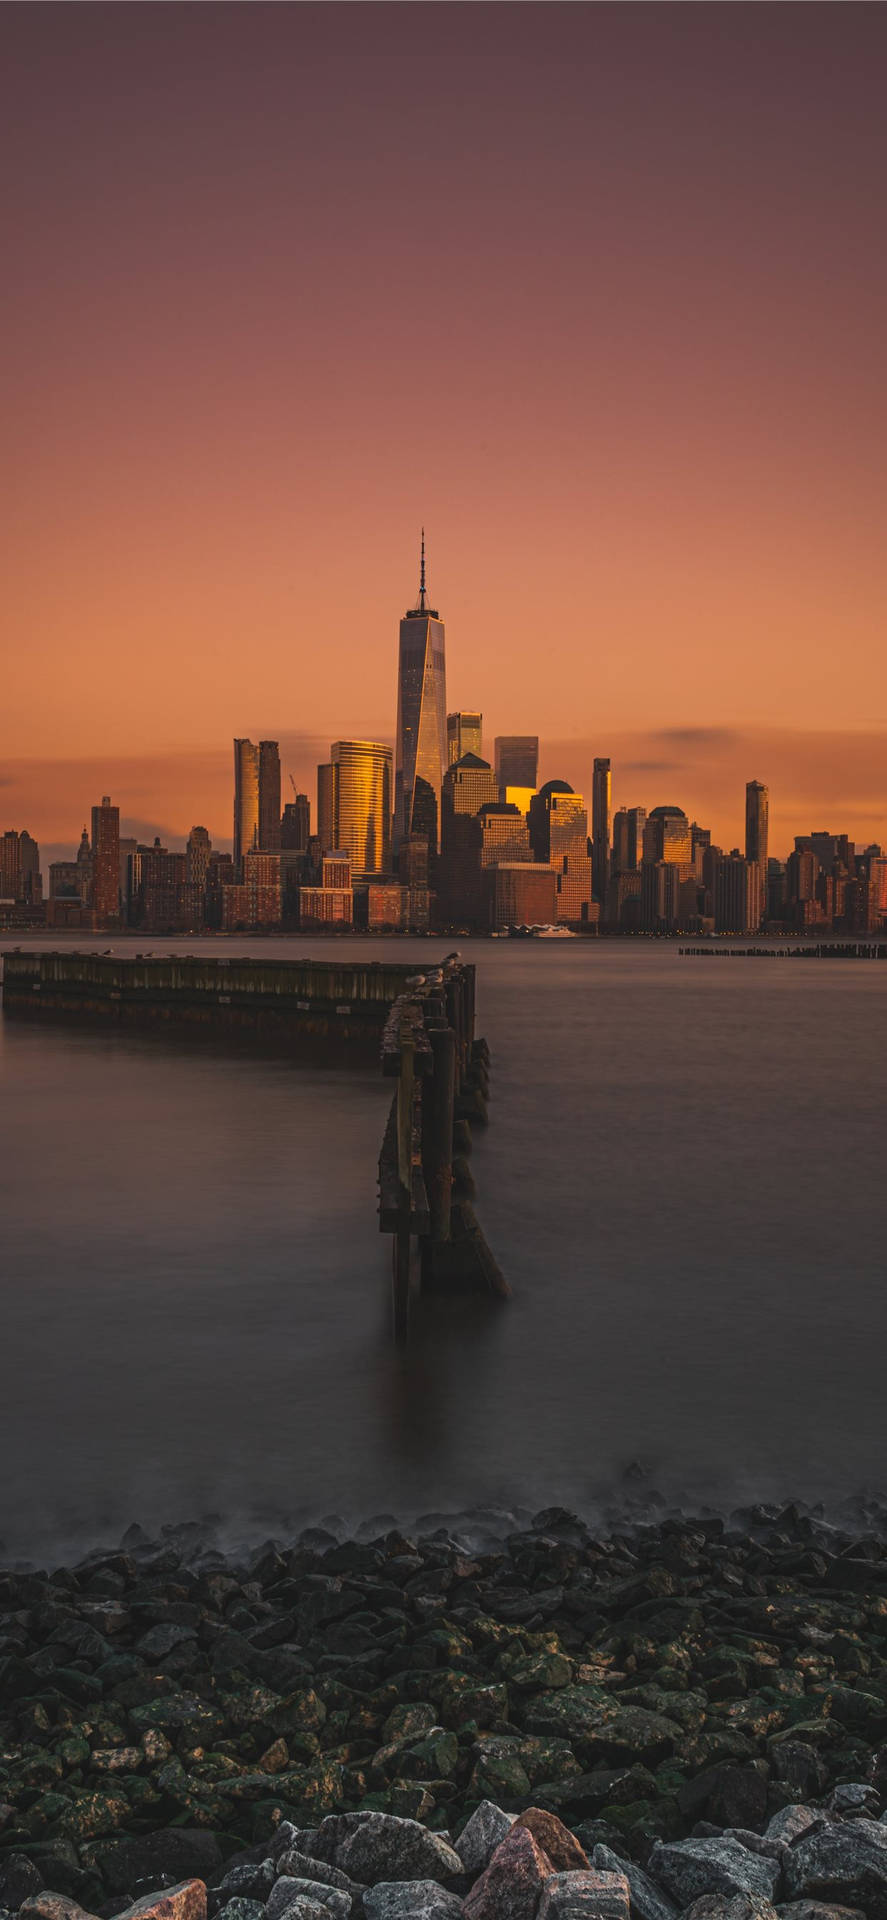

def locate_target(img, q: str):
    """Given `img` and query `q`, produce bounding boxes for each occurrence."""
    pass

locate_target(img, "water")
[2,936,886,1561]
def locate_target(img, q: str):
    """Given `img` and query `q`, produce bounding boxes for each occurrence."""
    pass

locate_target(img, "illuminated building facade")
[495,736,539,794]
[258,741,281,852]
[316,763,334,851]
[447,710,483,765]
[394,534,447,851]
[612,806,646,874]
[478,802,533,866]
[529,781,592,923]
[331,739,392,880]
[488,862,557,930]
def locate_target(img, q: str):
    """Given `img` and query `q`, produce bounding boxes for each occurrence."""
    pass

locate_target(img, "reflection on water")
[1,935,886,1560]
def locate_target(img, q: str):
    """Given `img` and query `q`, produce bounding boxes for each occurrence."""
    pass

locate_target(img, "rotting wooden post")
[420,1023,456,1286]
[393,1033,415,1341]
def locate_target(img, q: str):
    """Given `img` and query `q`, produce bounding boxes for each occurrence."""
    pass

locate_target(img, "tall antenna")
[419,527,426,611]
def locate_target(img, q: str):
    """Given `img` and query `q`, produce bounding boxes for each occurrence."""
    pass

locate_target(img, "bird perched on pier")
[442,951,461,963]
[405,974,426,988]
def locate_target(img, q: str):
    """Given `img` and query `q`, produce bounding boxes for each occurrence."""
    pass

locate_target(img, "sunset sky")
[3,4,886,863]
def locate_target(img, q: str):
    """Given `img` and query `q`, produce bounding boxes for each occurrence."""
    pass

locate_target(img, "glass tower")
[331,740,393,880]
[394,533,447,852]
[233,739,259,877]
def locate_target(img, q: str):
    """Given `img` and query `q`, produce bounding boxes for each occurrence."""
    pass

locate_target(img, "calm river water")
[1,936,885,1561]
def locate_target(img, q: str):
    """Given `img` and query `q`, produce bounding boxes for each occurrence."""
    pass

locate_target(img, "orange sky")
[2,5,886,862]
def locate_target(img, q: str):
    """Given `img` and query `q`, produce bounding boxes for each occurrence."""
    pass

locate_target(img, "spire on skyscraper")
[419,527,426,612]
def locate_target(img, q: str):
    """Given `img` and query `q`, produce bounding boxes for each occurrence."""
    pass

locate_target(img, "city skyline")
[2,5,887,864]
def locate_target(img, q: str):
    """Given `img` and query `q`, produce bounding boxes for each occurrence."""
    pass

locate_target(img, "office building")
[366,882,408,931]
[642,804,693,866]
[529,781,593,923]
[442,753,499,827]
[317,762,334,851]
[495,735,539,793]
[91,795,120,927]
[745,781,769,927]
[186,826,212,892]
[714,850,762,934]
[281,793,310,850]
[394,532,447,851]
[331,740,392,880]
[592,757,611,906]
[258,741,281,851]
[488,862,558,931]
[447,711,483,765]
[478,802,533,866]
[129,840,203,933]
[234,739,259,876]
[612,806,646,874]
[397,832,430,933]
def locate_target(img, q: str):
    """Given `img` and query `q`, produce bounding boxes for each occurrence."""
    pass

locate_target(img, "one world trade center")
[394,533,448,853]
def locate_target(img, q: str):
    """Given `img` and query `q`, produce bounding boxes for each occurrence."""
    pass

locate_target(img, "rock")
[777,1904,867,1920]
[781,1819,887,1917]
[98,1833,223,1897]
[682,1900,777,1920]
[648,1838,781,1907]
[19,1899,100,1920]
[454,1803,516,1878]
[135,1626,197,1662]
[363,1884,464,1919]
[216,1904,268,1920]
[515,1810,588,1872]
[336,1817,463,1890]
[274,1855,354,1897]
[213,1864,276,1906]
[538,1871,630,1919]
[462,1823,552,1920]
[0,1858,45,1909]
[592,1844,679,1920]
[765,1810,822,1848]
[267,1882,351,1920]
[828,1784,879,1817]
[116,1883,208,1920]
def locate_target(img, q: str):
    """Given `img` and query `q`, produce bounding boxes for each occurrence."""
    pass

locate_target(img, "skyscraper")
[447,711,483,765]
[592,757,612,906]
[91,795,120,927]
[258,741,281,851]
[612,806,646,874]
[495,736,539,793]
[234,739,259,876]
[745,780,769,927]
[529,781,593,923]
[394,533,447,851]
[331,740,393,879]
[317,763,334,851]
[281,793,310,850]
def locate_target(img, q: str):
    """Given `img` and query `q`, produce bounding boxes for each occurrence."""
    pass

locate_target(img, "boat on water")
[507,923,577,939]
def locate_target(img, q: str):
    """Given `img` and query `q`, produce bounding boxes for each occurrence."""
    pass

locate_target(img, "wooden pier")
[377,958,508,1339]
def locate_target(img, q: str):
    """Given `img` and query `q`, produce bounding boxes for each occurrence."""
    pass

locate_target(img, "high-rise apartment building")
[495,736,539,793]
[91,795,120,927]
[331,740,392,880]
[258,741,281,852]
[745,781,769,927]
[394,533,447,851]
[592,757,612,906]
[317,763,334,851]
[447,711,483,765]
[233,739,259,876]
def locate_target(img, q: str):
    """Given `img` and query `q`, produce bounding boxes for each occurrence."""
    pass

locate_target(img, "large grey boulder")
[335,1819,463,1890]
[765,1810,822,1849]
[781,1818,887,1918]
[363,1885,464,1919]
[455,1803,516,1878]
[267,1882,351,1920]
[592,1844,678,1920]
[647,1838,781,1908]
[537,1869,630,1919]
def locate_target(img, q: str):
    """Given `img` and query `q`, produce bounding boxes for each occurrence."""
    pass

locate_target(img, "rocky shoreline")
[2,1506,887,1918]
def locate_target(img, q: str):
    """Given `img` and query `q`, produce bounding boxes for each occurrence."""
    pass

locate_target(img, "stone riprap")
[2,1507,887,1916]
